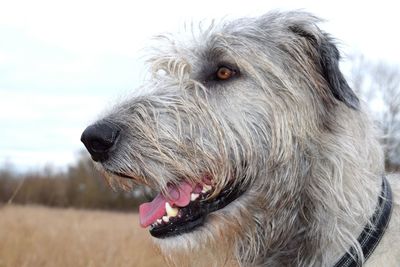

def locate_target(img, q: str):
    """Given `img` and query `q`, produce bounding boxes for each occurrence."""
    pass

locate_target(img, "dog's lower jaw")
[154,210,241,267]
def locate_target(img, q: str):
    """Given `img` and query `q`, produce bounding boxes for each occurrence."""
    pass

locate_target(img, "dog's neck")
[317,108,384,265]
[299,108,383,266]
[244,108,385,266]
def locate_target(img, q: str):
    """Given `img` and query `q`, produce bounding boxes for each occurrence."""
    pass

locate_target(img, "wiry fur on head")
[96,11,384,266]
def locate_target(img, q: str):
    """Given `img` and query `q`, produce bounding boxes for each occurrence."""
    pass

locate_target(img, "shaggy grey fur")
[86,11,400,267]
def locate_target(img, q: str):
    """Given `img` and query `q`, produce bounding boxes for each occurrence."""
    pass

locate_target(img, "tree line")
[348,54,400,171]
[0,154,150,211]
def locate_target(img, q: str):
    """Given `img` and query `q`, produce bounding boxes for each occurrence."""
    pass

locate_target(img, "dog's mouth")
[112,173,245,238]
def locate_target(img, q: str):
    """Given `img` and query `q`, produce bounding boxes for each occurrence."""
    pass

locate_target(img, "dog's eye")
[216,66,236,81]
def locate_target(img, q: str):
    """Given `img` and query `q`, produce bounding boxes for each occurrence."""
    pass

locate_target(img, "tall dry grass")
[0,205,165,267]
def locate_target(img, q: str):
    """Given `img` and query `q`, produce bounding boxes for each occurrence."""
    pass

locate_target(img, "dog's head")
[81,11,361,264]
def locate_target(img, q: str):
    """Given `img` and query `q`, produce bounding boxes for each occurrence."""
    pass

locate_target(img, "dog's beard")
[154,198,250,267]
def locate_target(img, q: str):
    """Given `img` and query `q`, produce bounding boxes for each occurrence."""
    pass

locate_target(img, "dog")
[81,11,400,266]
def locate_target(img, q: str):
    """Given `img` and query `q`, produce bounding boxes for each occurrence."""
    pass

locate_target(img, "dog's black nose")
[81,122,120,162]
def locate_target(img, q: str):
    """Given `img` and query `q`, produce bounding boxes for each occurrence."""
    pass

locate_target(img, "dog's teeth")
[162,216,169,223]
[202,184,212,193]
[157,219,162,224]
[191,193,200,201]
[165,202,179,217]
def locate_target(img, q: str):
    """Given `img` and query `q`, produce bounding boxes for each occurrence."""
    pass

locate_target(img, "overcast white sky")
[0,0,399,172]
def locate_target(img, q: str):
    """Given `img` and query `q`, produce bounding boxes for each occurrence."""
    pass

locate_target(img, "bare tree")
[347,54,400,170]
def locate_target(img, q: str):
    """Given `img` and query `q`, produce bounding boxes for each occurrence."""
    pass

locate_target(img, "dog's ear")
[289,24,360,110]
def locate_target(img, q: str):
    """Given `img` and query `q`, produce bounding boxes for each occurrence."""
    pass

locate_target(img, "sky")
[0,0,399,172]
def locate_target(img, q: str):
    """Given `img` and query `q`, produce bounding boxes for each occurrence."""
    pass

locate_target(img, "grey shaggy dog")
[81,11,400,267]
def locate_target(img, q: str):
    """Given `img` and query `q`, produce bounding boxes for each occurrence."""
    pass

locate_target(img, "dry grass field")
[0,205,165,267]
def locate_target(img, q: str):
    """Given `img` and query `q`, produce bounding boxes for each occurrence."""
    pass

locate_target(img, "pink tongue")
[139,181,194,228]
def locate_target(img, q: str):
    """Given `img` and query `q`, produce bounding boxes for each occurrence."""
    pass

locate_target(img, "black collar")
[333,176,393,267]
